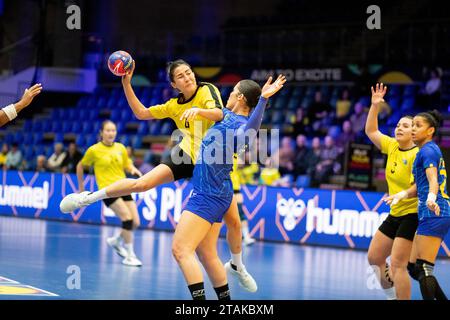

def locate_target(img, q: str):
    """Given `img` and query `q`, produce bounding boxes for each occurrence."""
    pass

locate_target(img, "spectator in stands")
[0,143,8,167]
[349,102,368,141]
[307,91,332,137]
[419,68,442,108]
[292,107,309,137]
[336,88,351,121]
[305,137,322,182]
[34,155,48,172]
[276,136,295,176]
[335,120,355,154]
[293,134,311,178]
[61,142,83,173]
[47,143,67,172]
[312,136,340,187]
[5,143,22,170]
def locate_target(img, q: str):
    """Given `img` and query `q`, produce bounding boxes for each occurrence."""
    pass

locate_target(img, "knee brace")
[407,262,419,281]
[416,259,434,281]
[122,219,133,231]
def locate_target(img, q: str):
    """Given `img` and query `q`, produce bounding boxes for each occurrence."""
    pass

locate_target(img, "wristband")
[427,192,437,203]
[1,104,17,120]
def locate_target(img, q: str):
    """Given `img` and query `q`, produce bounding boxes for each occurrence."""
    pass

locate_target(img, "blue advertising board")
[1,170,449,257]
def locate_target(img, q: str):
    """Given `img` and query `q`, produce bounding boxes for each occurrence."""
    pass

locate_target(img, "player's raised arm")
[365,83,387,150]
[239,75,286,135]
[121,60,155,120]
[0,84,42,127]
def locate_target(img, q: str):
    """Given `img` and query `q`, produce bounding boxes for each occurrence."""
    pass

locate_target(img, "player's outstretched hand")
[261,74,286,99]
[371,83,387,106]
[19,83,42,108]
[180,108,201,121]
[383,190,407,206]
[122,60,135,85]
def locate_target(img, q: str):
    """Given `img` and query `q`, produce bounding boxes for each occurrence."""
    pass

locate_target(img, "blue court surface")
[0,216,449,300]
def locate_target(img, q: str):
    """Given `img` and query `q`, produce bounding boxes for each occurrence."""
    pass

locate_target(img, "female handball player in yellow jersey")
[76,120,143,267]
[365,83,418,299]
[62,59,256,291]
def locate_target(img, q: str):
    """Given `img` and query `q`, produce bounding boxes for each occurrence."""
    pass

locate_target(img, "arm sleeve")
[148,100,173,119]
[234,97,268,153]
[202,83,223,110]
[422,146,440,169]
[380,134,395,155]
[81,147,94,167]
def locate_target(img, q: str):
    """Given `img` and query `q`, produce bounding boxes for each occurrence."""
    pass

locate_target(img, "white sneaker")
[60,191,91,213]
[106,237,128,258]
[243,237,256,246]
[225,260,257,292]
[122,255,142,267]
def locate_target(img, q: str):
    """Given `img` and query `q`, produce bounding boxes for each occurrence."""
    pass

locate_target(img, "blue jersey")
[413,141,450,219]
[191,108,249,198]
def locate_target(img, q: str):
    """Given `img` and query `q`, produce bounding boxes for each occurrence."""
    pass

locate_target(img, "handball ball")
[108,50,133,76]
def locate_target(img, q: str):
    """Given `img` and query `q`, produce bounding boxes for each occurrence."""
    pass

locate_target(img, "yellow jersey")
[230,155,241,191]
[0,153,7,165]
[260,167,281,186]
[380,135,418,217]
[81,142,132,189]
[240,163,259,185]
[148,82,223,163]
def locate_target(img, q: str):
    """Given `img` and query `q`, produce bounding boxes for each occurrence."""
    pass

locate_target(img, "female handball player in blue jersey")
[171,75,285,300]
[385,110,449,300]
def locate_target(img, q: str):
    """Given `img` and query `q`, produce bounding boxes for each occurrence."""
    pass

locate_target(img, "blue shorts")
[184,192,233,224]
[417,217,450,239]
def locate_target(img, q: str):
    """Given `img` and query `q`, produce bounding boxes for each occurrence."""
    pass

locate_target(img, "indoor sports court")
[1,0,450,304]
[2,215,449,300]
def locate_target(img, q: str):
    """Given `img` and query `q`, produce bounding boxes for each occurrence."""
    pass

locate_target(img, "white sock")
[86,188,108,203]
[114,232,123,243]
[383,286,396,300]
[231,252,244,270]
[124,243,135,257]
[242,225,250,239]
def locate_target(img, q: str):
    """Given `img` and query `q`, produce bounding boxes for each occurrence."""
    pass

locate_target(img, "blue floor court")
[1,216,449,300]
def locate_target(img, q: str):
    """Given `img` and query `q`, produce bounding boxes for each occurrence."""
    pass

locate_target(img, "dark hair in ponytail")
[417,109,442,137]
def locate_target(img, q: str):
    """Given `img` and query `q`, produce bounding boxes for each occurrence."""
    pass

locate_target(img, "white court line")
[0,276,19,284]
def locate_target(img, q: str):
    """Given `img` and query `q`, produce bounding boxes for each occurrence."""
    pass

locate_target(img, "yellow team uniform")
[148,82,223,163]
[81,142,132,189]
[380,135,418,217]
[230,155,241,192]
[240,163,259,185]
[0,153,7,165]
[260,167,281,186]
